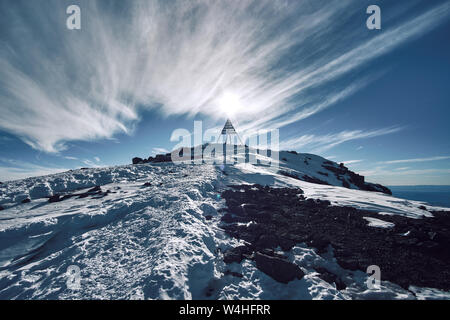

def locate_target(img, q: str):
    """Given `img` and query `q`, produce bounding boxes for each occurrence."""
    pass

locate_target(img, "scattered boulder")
[224,270,243,278]
[151,154,172,163]
[21,198,31,204]
[132,153,172,165]
[48,195,61,203]
[87,186,101,193]
[14,194,29,203]
[254,252,304,284]
[342,179,350,188]
[142,182,152,187]
[322,163,391,195]
[278,170,330,186]
[132,157,145,164]
[315,267,346,290]
[223,246,253,264]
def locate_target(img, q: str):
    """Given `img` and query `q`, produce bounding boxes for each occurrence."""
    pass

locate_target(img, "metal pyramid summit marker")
[221,119,237,134]
[220,119,243,144]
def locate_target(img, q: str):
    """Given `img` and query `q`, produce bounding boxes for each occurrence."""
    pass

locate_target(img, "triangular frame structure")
[219,118,244,145]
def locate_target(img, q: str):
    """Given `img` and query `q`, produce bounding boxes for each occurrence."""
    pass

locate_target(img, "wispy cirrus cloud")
[0,0,449,153]
[342,160,364,165]
[82,159,102,168]
[379,156,450,165]
[0,158,69,181]
[279,126,403,153]
[151,147,169,155]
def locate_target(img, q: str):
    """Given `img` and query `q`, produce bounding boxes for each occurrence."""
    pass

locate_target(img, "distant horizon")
[387,184,450,188]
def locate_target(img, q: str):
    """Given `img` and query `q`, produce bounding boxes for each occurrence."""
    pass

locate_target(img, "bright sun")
[217,92,242,117]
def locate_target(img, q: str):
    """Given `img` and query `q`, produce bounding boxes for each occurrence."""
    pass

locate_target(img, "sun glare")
[217,91,242,117]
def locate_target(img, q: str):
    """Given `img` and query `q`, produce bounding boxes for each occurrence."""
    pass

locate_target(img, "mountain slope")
[0,159,449,299]
[133,144,391,194]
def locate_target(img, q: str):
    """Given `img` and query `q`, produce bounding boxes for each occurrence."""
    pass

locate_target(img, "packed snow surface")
[0,153,449,300]
[362,217,395,229]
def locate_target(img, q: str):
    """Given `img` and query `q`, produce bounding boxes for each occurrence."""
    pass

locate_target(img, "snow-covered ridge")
[133,144,392,194]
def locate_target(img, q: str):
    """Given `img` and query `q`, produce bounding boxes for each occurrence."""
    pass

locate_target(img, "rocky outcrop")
[133,154,172,164]
[48,185,111,203]
[322,163,392,195]
[132,157,145,164]
[254,252,305,284]
[220,184,450,290]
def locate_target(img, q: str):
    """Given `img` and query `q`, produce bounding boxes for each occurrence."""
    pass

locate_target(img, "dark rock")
[205,215,213,221]
[254,252,304,284]
[87,186,101,193]
[221,213,234,223]
[132,157,145,164]
[255,234,279,249]
[278,170,330,186]
[315,267,346,290]
[48,195,61,203]
[142,182,152,187]
[342,180,350,188]
[362,183,392,195]
[151,154,172,163]
[322,164,391,195]
[0,205,4,211]
[278,237,296,251]
[309,236,330,253]
[223,246,253,264]
[21,198,31,204]
[301,175,330,185]
[224,270,244,278]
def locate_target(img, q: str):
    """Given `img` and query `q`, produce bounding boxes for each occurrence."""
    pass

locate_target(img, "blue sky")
[0,0,449,185]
